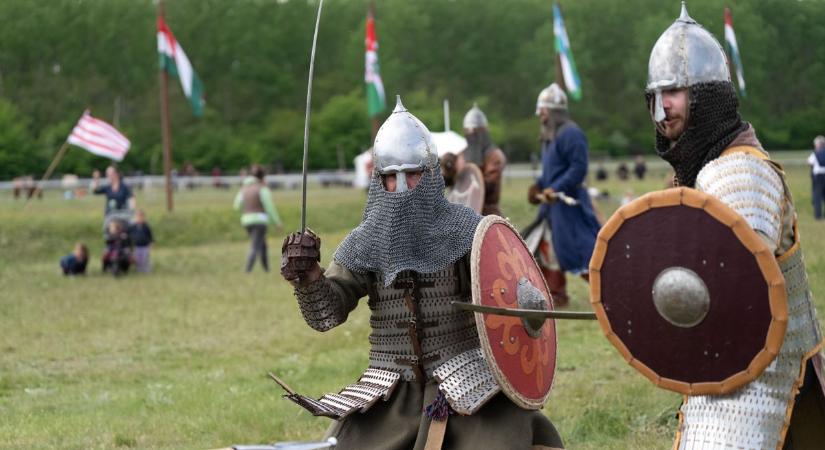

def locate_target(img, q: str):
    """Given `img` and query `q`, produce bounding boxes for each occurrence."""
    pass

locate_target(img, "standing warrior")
[527,83,600,306]
[280,97,564,450]
[646,5,824,448]
[462,103,507,216]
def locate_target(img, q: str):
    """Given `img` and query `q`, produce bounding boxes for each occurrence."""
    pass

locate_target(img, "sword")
[451,301,596,321]
[300,0,325,232]
[534,191,580,206]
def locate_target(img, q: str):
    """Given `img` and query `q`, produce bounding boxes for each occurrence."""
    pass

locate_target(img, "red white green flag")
[724,7,746,97]
[365,10,386,118]
[157,16,205,117]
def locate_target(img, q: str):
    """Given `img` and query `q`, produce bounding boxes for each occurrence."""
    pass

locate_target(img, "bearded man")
[646,5,825,449]
[527,83,601,306]
[280,97,564,450]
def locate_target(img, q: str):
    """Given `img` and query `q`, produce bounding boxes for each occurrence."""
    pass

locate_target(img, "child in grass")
[60,243,88,275]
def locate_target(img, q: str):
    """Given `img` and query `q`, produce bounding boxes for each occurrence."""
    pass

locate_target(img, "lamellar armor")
[673,148,824,449]
[290,98,498,418]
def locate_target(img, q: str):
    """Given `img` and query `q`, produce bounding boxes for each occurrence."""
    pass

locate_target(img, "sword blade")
[451,301,596,321]
[300,0,325,232]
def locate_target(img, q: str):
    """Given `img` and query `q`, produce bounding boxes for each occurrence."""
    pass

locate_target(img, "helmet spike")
[678,1,695,24]
[393,95,406,113]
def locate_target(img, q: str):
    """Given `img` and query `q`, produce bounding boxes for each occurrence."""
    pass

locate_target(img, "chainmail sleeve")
[695,152,785,253]
[294,261,369,332]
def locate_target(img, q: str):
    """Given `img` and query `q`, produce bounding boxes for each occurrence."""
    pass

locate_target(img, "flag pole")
[26,140,70,207]
[158,0,174,212]
[369,1,380,144]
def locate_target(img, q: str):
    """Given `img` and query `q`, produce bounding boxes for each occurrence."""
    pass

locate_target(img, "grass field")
[1,167,823,450]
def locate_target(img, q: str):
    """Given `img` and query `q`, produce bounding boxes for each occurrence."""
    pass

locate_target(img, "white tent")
[430,131,467,157]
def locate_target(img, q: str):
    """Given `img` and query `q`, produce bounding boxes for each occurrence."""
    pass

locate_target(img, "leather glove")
[540,187,557,204]
[528,183,541,205]
[280,228,321,284]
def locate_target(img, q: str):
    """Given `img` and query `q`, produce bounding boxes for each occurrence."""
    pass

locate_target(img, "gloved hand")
[280,228,322,285]
[528,184,541,205]
[540,187,557,204]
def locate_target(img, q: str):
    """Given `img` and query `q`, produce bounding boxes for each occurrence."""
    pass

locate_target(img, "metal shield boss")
[446,163,485,214]
[471,215,557,409]
[590,188,788,395]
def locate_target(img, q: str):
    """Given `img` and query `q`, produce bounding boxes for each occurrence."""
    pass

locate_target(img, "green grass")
[1,167,823,449]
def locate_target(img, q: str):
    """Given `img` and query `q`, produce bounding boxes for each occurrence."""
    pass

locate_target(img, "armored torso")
[675,147,823,449]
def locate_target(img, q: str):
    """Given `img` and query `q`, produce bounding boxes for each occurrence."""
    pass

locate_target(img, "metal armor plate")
[446,162,485,214]
[590,188,788,395]
[470,215,557,409]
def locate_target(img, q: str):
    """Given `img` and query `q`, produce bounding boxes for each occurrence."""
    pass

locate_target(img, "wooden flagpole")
[158,0,174,212]
[26,140,70,207]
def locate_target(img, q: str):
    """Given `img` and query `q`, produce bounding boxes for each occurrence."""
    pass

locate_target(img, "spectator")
[808,135,825,220]
[616,162,630,181]
[91,165,135,215]
[633,155,647,180]
[129,210,154,272]
[595,163,608,181]
[60,243,88,276]
[233,165,283,272]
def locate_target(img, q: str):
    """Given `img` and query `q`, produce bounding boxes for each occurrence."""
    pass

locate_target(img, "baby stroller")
[102,216,133,276]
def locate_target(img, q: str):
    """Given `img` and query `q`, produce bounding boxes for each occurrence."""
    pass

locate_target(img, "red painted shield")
[471,215,557,409]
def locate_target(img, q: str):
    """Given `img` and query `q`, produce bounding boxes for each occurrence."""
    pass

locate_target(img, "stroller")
[102,215,133,276]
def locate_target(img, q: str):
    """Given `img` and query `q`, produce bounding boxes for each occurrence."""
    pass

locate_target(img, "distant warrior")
[280,97,564,450]
[645,5,825,448]
[527,83,600,306]
[461,104,507,216]
[808,135,825,220]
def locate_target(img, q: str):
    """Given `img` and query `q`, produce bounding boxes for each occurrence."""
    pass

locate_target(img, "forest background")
[1,0,824,180]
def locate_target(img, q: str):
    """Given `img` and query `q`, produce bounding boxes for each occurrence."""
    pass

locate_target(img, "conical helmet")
[462,103,489,130]
[535,83,567,115]
[647,2,730,121]
[372,96,438,191]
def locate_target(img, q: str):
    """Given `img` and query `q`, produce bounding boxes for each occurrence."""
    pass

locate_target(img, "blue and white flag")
[553,3,581,101]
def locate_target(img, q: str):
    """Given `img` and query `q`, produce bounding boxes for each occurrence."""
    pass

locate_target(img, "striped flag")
[365,9,386,117]
[553,3,581,101]
[724,7,746,97]
[67,111,131,162]
[157,16,205,117]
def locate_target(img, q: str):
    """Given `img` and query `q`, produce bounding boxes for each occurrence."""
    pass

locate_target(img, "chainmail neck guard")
[465,128,493,166]
[650,82,748,187]
[334,163,482,286]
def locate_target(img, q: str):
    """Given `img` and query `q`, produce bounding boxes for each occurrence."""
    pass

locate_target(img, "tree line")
[1,0,823,180]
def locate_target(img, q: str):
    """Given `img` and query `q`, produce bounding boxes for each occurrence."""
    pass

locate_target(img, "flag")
[67,111,131,162]
[157,16,205,117]
[724,7,746,97]
[365,9,386,117]
[553,3,582,101]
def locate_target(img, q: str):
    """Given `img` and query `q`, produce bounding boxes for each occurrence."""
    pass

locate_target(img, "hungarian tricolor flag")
[724,7,746,97]
[553,3,581,101]
[365,9,386,118]
[157,16,205,117]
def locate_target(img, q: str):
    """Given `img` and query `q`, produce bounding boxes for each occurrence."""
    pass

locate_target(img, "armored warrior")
[527,83,601,306]
[645,4,825,448]
[461,103,507,216]
[280,97,564,450]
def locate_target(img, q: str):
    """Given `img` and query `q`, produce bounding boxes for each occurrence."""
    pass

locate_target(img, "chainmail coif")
[333,162,481,286]
[648,81,748,187]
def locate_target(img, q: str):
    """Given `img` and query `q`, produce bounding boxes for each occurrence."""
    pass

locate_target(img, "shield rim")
[471,215,557,409]
[589,187,788,396]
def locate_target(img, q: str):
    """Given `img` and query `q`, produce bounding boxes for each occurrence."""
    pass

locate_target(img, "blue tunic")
[535,121,601,273]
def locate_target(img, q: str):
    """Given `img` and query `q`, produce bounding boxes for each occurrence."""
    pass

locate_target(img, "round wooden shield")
[471,215,557,409]
[590,188,788,395]
[446,163,485,214]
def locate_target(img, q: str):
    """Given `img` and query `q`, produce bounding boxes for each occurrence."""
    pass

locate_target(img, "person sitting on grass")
[60,243,88,276]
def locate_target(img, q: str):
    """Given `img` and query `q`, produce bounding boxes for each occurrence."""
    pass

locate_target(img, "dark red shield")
[590,188,787,395]
[471,215,557,409]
